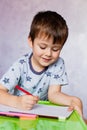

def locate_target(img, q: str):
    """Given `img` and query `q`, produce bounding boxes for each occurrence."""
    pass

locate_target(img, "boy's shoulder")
[48,57,65,72]
[56,57,64,64]
[17,52,31,62]
[11,52,32,68]
[50,57,64,67]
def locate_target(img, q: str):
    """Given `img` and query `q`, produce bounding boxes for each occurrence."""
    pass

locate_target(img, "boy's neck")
[30,54,47,73]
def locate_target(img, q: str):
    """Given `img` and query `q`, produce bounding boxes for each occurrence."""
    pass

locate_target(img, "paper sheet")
[0,104,73,119]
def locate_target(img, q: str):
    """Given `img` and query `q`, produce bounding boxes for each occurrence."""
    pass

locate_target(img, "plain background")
[0,0,87,118]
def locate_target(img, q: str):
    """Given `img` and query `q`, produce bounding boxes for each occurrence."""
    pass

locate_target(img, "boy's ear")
[28,37,33,48]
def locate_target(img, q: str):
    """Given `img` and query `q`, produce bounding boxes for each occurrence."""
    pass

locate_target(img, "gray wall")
[0,0,87,118]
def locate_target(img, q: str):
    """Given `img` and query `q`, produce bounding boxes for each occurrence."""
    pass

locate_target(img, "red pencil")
[15,85,32,95]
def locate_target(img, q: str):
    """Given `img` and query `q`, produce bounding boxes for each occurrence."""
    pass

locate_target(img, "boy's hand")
[68,97,83,117]
[16,95,39,110]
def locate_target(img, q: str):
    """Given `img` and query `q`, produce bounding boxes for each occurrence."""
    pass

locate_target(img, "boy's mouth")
[42,57,52,62]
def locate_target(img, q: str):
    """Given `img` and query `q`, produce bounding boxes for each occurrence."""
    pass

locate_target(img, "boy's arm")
[0,84,18,107]
[0,84,39,110]
[48,85,83,117]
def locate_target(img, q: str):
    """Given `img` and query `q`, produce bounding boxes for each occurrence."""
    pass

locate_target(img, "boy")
[0,10,83,117]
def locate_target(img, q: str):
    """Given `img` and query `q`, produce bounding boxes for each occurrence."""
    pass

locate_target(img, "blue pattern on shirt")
[0,52,68,100]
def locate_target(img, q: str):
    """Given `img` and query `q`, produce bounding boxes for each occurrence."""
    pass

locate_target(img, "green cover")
[0,101,87,130]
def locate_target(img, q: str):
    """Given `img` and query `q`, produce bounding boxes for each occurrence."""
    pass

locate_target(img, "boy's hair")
[28,10,68,46]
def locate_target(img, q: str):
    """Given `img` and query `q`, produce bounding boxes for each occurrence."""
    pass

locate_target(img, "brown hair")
[28,10,68,46]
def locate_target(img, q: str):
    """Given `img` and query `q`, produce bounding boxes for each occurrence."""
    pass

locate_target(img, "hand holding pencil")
[15,86,39,110]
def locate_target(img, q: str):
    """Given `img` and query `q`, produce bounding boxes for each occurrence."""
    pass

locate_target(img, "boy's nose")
[45,49,52,56]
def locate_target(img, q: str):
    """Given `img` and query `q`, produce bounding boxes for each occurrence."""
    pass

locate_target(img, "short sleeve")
[0,61,21,91]
[49,57,68,86]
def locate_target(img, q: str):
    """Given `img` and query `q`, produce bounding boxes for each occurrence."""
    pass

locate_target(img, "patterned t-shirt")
[0,52,68,100]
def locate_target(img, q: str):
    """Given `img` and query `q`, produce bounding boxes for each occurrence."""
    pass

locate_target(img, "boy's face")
[28,36,62,71]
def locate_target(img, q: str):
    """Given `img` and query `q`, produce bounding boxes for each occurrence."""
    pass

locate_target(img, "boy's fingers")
[68,106,74,111]
[33,96,39,101]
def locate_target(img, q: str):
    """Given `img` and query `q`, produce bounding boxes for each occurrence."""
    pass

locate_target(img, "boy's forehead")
[36,31,61,44]
[37,33,60,45]
[36,33,53,43]
[36,31,57,44]
[35,36,62,48]
[38,34,53,41]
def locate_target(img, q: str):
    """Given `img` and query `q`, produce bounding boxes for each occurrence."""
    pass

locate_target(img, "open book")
[0,104,73,119]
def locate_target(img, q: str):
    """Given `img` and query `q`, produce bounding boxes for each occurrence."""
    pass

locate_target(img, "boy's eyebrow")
[39,43,62,49]
[39,42,47,45]
[37,40,49,45]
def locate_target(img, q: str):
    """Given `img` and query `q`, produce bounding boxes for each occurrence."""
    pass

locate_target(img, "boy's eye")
[39,46,46,49]
[52,48,60,51]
